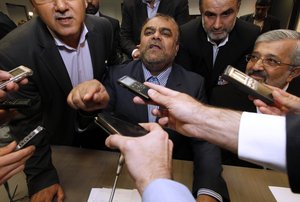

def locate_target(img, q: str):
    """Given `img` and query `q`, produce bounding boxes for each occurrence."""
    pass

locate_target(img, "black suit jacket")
[176,17,260,96]
[120,0,190,57]
[0,15,114,195]
[99,12,124,64]
[104,60,229,201]
[0,12,17,40]
[286,114,300,193]
[239,14,281,33]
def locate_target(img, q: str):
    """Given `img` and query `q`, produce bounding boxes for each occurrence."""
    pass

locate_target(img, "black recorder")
[95,112,148,137]
[222,65,274,105]
[117,75,151,100]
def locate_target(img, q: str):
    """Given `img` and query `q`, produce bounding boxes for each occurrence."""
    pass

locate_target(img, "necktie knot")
[147,76,160,85]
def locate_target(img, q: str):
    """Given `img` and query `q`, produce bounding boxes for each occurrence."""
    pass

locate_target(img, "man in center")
[68,14,229,202]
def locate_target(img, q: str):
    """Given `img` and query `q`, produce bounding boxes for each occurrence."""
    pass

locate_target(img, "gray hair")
[255,29,300,66]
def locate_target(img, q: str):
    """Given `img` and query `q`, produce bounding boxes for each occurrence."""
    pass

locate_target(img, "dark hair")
[256,0,271,6]
[199,0,242,7]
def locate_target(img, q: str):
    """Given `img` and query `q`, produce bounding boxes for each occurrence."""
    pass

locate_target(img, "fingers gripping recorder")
[222,65,274,105]
[0,66,33,90]
[95,112,148,201]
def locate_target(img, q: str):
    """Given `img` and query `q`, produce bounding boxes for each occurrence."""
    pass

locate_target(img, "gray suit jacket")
[0,15,114,195]
[104,60,229,201]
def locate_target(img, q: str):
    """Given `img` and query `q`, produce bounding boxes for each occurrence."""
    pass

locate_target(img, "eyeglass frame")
[245,54,298,68]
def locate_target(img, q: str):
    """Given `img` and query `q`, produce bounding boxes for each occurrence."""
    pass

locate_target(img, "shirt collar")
[142,0,160,7]
[49,24,89,50]
[207,35,229,47]
[142,63,172,86]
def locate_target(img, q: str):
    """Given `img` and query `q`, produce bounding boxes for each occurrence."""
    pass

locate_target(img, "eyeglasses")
[245,54,297,68]
[33,0,76,5]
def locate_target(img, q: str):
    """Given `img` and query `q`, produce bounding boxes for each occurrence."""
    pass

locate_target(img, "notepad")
[269,186,300,202]
[87,188,141,202]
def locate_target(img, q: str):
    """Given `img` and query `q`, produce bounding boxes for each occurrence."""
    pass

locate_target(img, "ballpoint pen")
[108,154,125,202]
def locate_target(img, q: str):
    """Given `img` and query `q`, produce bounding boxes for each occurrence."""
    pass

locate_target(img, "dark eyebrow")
[222,8,235,15]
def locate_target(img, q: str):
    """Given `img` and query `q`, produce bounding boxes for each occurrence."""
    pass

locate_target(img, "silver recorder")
[222,65,274,104]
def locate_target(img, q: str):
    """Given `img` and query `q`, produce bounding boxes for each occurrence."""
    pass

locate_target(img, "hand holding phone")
[222,65,274,104]
[117,75,151,100]
[0,66,33,90]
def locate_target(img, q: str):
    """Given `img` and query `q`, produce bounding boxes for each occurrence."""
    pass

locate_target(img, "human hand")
[30,184,64,202]
[132,45,140,60]
[0,70,28,99]
[67,79,109,112]
[0,141,35,185]
[197,194,218,202]
[133,82,204,137]
[254,88,300,115]
[105,123,173,194]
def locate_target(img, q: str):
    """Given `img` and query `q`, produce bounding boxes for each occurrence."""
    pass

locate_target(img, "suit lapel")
[37,20,73,95]
[166,64,182,91]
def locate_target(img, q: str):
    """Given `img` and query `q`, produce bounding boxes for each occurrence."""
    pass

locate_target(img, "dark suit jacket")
[0,11,17,39]
[120,0,190,57]
[286,114,300,193]
[0,15,114,195]
[99,12,124,64]
[239,14,281,33]
[104,60,229,201]
[175,17,260,97]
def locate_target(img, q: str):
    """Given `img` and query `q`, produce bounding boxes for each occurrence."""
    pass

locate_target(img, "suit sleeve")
[120,3,138,57]
[173,0,190,25]
[286,114,300,193]
[192,79,229,201]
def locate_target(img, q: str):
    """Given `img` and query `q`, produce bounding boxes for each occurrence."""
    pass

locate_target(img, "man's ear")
[287,67,300,83]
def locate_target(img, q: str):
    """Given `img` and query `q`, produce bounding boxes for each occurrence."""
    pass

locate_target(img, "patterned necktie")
[147,76,160,122]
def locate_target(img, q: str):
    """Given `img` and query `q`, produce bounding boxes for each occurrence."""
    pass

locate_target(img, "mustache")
[247,70,267,78]
[54,12,72,20]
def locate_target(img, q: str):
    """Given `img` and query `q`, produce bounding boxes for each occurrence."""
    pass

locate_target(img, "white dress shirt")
[238,112,286,171]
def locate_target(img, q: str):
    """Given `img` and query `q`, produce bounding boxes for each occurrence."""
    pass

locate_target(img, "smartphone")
[117,75,151,100]
[222,65,274,104]
[0,65,33,90]
[95,112,148,137]
[0,98,32,109]
[15,126,44,151]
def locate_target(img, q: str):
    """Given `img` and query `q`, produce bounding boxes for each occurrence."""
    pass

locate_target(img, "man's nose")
[213,16,222,30]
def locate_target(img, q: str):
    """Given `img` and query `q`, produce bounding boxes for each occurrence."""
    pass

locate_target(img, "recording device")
[95,112,147,202]
[0,98,32,109]
[0,65,33,90]
[222,65,274,104]
[117,75,151,100]
[95,112,149,137]
[15,126,44,151]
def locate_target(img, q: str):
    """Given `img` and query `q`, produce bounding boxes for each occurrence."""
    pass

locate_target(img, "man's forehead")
[143,18,176,30]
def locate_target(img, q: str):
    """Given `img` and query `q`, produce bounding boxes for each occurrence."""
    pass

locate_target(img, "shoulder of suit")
[173,63,205,81]
[234,18,260,37]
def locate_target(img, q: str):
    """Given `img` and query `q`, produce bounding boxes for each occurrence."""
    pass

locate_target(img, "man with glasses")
[210,29,300,166]
[0,0,117,201]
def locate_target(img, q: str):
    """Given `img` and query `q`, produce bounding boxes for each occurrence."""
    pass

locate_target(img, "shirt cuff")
[238,112,286,171]
[197,188,223,202]
[143,179,195,202]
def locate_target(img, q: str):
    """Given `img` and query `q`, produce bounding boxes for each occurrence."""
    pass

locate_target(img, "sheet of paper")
[87,188,141,202]
[269,186,300,202]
